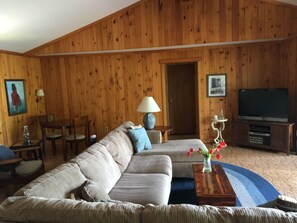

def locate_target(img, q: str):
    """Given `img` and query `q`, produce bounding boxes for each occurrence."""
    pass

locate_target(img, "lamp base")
[143,113,156,130]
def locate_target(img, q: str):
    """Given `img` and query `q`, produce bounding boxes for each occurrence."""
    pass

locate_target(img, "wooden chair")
[0,146,45,186]
[38,114,62,156]
[65,115,89,155]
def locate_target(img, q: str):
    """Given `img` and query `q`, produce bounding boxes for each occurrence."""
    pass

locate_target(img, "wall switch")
[105,127,108,132]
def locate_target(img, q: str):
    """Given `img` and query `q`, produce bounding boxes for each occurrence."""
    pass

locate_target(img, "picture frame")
[207,74,227,97]
[4,79,27,116]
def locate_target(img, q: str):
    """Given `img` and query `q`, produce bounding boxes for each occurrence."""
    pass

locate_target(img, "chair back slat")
[71,115,88,140]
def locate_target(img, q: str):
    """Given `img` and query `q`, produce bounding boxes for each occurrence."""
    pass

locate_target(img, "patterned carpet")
[217,145,297,200]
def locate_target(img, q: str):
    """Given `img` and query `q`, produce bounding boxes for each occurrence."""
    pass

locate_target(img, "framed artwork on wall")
[4,79,27,116]
[207,74,227,97]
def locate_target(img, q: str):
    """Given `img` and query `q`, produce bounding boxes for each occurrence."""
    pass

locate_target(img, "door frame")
[159,57,202,138]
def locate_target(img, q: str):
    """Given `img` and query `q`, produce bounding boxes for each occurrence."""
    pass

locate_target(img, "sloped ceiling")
[0,0,139,53]
[0,0,295,53]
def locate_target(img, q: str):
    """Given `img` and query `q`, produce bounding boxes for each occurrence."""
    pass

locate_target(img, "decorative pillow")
[275,195,297,212]
[0,146,17,160]
[0,146,17,172]
[81,181,110,202]
[128,127,152,153]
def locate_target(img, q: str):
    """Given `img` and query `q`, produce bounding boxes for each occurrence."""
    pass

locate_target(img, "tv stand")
[234,120,294,155]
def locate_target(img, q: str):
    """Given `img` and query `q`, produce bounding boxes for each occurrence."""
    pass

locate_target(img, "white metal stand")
[211,118,228,145]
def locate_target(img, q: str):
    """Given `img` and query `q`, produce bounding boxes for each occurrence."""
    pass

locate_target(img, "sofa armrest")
[146,130,162,144]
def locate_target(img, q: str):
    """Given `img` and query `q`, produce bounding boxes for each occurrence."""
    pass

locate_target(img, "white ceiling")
[0,0,295,53]
[0,0,139,53]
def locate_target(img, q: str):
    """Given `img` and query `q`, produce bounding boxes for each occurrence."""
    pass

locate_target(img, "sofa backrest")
[14,163,86,199]
[99,130,134,173]
[0,196,144,223]
[142,204,297,223]
[70,143,121,193]
[114,121,135,133]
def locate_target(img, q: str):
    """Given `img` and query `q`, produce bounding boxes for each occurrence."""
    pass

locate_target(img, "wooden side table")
[154,126,173,142]
[192,164,236,206]
[10,139,43,161]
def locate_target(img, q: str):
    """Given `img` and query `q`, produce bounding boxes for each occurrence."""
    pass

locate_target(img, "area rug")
[169,161,280,207]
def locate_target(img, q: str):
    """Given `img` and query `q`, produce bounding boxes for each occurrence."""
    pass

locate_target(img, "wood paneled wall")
[0,53,44,146]
[29,0,297,55]
[23,0,297,144]
[41,41,289,143]
[281,38,297,123]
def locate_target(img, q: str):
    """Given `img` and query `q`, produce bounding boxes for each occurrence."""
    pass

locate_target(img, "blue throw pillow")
[0,146,17,160]
[128,127,152,153]
[0,146,17,172]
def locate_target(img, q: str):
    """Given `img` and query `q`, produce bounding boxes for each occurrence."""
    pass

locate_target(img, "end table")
[10,139,43,161]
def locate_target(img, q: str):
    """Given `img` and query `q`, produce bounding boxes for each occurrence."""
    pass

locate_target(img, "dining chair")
[65,115,89,155]
[38,114,62,156]
[0,145,45,187]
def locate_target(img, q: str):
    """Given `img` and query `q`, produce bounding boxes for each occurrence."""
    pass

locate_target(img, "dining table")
[40,119,71,161]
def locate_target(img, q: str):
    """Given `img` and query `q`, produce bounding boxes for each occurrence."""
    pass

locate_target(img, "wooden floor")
[1,140,297,203]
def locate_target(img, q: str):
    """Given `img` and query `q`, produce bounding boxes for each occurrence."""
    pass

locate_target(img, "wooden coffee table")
[192,164,236,206]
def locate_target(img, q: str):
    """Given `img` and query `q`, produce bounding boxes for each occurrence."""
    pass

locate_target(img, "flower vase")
[203,155,212,173]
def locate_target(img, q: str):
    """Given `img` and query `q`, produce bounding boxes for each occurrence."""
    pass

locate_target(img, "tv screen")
[238,88,288,122]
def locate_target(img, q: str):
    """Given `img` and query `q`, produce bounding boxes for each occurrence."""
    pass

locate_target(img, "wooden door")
[166,63,196,135]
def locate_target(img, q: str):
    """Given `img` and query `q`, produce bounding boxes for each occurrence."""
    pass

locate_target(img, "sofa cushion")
[14,163,86,199]
[146,130,162,144]
[100,130,133,173]
[142,204,297,223]
[114,121,135,133]
[82,180,111,202]
[128,127,152,153]
[137,139,206,163]
[70,144,121,193]
[125,155,172,178]
[109,173,171,205]
[0,196,144,223]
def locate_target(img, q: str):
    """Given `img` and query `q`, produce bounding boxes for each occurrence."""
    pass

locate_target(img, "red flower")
[186,143,226,160]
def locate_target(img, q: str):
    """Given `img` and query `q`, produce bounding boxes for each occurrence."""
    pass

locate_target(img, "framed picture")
[4,79,27,116]
[207,74,227,97]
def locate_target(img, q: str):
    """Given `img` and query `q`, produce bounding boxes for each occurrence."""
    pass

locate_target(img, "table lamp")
[137,96,161,130]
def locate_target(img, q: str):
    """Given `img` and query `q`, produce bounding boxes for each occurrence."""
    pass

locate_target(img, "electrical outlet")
[105,127,109,132]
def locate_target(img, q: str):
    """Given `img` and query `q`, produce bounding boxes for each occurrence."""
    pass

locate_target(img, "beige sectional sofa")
[1,121,297,223]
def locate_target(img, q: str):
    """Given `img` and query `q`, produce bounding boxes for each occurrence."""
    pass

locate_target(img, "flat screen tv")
[238,88,288,122]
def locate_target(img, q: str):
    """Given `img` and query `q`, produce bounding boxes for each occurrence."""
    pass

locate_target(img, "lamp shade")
[137,96,161,113]
[36,89,45,97]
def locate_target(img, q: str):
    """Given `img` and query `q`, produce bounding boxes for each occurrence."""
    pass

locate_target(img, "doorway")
[165,63,198,138]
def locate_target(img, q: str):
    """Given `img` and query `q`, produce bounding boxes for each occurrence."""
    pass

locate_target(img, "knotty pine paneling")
[281,38,297,123]
[28,0,296,55]
[0,53,44,146]
[40,41,291,143]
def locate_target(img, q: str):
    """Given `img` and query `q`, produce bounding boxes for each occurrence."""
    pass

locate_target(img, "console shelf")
[234,120,294,155]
